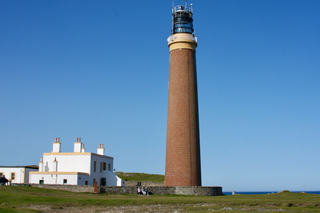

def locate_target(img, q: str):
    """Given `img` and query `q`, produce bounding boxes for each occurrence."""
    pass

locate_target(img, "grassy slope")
[115,172,165,182]
[0,186,320,212]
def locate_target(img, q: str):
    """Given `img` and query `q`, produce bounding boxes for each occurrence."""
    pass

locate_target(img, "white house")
[0,165,38,184]
[29,138,125,186]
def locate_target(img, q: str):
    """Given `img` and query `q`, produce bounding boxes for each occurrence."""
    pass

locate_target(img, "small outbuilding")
[0,165,38,184]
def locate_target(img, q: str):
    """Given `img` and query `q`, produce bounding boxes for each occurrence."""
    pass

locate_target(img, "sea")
[223,191,320,195]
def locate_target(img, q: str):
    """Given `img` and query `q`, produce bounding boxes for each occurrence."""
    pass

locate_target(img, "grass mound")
[115,172,164,182]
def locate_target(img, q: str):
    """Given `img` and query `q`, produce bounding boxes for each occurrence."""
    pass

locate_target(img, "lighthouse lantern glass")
[172,4,194,34]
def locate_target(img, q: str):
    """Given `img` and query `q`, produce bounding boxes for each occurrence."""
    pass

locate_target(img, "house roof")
[0,165,39,169]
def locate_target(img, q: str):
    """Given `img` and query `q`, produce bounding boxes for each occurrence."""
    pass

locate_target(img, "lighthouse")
[165,1,201,186]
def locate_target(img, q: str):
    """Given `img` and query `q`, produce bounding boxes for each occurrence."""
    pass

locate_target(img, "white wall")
[42,153,114,175]
[78,173,90,185]
[25,168,37,184]
[0,167,37,184]
[90,154,114,186]
[29,173,90,185]
[0,168,23,184]
[117,175,126,186]
[104,170,126,186]
[42,154,92,173]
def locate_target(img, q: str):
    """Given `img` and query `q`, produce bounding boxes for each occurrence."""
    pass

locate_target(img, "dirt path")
[28,203,288,212]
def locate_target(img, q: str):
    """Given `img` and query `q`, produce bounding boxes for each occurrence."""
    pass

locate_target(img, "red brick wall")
[165,48,201,186]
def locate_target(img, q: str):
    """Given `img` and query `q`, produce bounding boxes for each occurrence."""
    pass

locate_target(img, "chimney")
[97,144,105,155]
[81,144,86,153]
[52,138,61,153]
[39,157,44,172]
[52,157,58,172]
[74,137,82,152]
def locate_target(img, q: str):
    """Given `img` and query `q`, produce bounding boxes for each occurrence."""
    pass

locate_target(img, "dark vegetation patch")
[115,172,165,182]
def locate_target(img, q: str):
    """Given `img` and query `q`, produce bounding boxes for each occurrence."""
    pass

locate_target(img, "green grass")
[0,186,320,212]
[114,171,165,182]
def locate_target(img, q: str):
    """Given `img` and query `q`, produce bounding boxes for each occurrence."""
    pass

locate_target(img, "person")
[137,187,143,195]
[145,187,149,196]
[232,191,235,195]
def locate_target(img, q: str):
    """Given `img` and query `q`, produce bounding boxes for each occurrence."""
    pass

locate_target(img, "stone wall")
[125,181,164,187]
[101,186,223,196]
[31,184,95,193]
[31,184,223,196]
[174,186,223,196]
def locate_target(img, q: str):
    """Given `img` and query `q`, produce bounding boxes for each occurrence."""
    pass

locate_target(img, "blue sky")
[1,0,319,191]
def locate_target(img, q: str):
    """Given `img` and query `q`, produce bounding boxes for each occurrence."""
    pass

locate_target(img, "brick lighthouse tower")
[165,1,201,186]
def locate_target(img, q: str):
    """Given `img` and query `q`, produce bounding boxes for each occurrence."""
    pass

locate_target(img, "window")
[39,180,44,184]
[108,164,111,171]
[103,162,106,170]
[93,161,96,172]
[63,179,67,184]
[100,162,102,173]
[11,173,15,180]
[0,173,3,177]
